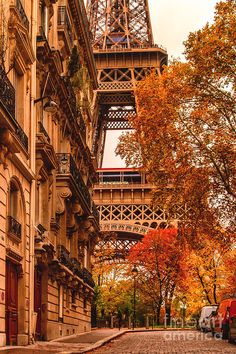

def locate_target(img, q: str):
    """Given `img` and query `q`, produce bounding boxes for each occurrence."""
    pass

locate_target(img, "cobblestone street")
[88,331,236,354]
[0,330,236,353]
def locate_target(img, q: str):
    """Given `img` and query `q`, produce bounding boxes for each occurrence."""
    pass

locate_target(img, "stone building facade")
[0,0,99,346]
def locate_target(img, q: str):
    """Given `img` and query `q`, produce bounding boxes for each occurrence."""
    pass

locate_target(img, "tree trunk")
[156,298,162,325]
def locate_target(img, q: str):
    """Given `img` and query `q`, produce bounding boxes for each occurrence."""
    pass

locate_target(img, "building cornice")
[68,0,98,89]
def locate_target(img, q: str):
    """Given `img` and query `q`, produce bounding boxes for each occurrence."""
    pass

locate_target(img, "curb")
[60,330,126,354]
[62,328,198,353]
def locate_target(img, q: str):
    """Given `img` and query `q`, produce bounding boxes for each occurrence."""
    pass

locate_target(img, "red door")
[34,268,42,340]
[5,260,18,345]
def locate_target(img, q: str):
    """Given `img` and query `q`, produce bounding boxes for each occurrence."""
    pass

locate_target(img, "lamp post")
[132,265,138,330]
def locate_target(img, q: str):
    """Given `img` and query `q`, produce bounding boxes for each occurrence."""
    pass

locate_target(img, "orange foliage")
[116,0,236,233]
[128,228,187,323]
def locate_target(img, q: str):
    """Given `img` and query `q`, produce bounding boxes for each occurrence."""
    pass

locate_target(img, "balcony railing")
[0,65,15,119]
[78,111,86,141]
[82,268,95,288]
[38,121,50,143]
[8,216,22,239]
[58,6,73,47]
[58,244,71,269]
[56,153,91,209]
[71,257,83,278]
[57,245,94,287]
[61,76,78,119]
[0,65,28,151]
[10,0,30,31]
[11,0,29,31]
[15,124,28,151]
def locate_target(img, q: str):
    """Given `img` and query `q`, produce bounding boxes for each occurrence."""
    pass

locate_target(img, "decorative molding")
[6,247,23,263]
[56,187,72,214]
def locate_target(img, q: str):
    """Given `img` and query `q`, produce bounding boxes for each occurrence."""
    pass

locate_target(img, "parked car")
[211,298,236,340]
[199,305,218,332]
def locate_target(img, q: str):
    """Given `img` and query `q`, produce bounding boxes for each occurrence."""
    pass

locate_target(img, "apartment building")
[0,0,99,345]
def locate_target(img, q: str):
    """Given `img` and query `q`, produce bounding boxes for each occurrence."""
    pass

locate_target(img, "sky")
[102,0,219,168]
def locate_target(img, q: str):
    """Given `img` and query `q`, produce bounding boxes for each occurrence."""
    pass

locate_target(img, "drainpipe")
[28,0,37,344]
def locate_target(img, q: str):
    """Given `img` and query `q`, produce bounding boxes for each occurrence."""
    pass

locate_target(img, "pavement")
[0,328,126,354]
[0,328,235,353]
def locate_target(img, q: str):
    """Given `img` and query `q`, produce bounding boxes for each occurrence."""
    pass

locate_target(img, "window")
[41,2,49,37]
[65,288,70,308]
[8,180,22,241]
[71,290,76,305]
[59,285,63,320]
[83,298,87,310]
[13,69,24,126]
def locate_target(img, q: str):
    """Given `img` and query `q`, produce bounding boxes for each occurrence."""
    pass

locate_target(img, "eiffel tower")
[87,0,170,259]
[87,0,168,166]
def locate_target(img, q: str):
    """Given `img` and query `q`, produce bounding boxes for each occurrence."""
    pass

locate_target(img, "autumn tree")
[116,0,236,234]
[185,236,228,305]
[92,234,134,325]
[128,228,186,324]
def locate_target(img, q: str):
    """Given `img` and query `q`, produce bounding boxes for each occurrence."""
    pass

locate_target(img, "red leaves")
[128,228,186,292]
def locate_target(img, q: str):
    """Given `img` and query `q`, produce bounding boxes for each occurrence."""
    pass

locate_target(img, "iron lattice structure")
[87,0,154,49]
[87,2,169,258]
[87,0,168,166]
[93,169,187,260]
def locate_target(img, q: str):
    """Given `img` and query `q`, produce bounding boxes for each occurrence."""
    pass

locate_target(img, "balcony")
[61,76,78,119]
[58,244,72,269]
[0,65,28,152]
[71,257,83,278]
[7,216,22,242]
[78,111,86,142]
[0,65,15,120]
[10,0,29,31]
[38,121,50,144]
[56,153,92,213]
[57,245,94,287]
[57,6,73,55]
[15,124,28,151]
[82,268,95,288]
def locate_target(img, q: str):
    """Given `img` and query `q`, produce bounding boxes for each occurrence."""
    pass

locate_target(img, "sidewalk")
[0,328,126,354]
[0,327,197,354]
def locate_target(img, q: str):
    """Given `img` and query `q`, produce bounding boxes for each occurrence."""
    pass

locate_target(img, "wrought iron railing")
[58,245,71,269]
[56,153,91,208]
[71,257,83,278]
[57,245,94,287]
[82,268,95,288]
[58,6,73,46]
[0,65,15,119]
[61,77,87,140]
[0,65,28,151]
[94,43,167,52]
[78,111,86,141]
[8,216,22,239]
[38,121,50,143]
[15,0,29,31]
[61,76,78,119]
[15,124,28,151]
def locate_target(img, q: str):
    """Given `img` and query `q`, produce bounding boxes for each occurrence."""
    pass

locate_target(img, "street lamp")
[132,265,138,330]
